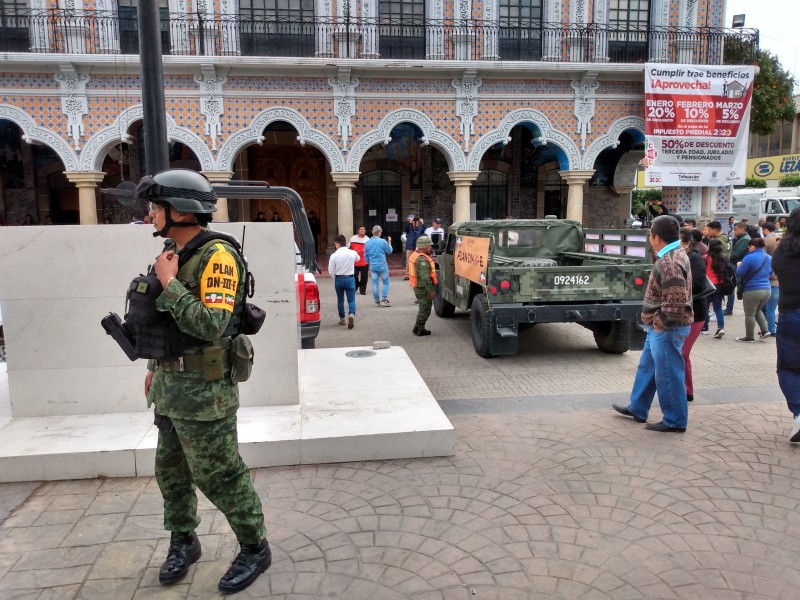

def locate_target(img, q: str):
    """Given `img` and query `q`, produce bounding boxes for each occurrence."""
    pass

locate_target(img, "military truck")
[433,219,652,357]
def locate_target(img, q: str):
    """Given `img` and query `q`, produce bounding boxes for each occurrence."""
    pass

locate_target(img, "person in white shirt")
[424,217,445,254]
[328,234,360,329]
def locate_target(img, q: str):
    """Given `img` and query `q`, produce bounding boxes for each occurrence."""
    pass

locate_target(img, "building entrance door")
[362,170,402,253]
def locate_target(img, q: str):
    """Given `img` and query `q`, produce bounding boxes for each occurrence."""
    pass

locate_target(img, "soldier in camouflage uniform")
[138,169,270,594]
[408,235,437,336]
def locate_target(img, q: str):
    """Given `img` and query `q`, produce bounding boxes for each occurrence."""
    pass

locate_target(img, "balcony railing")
[0,11,759,65]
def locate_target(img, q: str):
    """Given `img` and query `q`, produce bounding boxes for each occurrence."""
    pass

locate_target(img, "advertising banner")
[748,154,800,180]
[643,63,755,187]
[454,235,491,284]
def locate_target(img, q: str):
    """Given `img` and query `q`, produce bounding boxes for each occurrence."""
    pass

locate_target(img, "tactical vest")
[408,251,438,288]
[124,231,247,359]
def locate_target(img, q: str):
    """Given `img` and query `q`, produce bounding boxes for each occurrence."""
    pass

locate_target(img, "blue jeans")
[334,275,356,318]
[777,309,800,417]
[704,290,725,331]
[628,325,691,429]
[763,287,779,335]
[371,268,390,302]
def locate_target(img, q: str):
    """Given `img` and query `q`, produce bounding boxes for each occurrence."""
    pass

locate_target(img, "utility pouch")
[125,273,163,326]
[202,344,224,382]
[241,303,266,335]
[153,413,174,433]
[230,334,254,383]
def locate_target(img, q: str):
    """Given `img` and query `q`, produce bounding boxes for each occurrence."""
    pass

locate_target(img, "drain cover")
[345,350,376,358]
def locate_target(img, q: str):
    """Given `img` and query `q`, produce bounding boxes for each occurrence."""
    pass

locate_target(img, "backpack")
[718,262,737,296]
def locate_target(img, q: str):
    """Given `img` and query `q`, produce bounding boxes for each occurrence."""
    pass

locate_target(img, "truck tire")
[433,283,456,318]
[301,337,316,350]
[471,294,495,358]
[592,320,631,354]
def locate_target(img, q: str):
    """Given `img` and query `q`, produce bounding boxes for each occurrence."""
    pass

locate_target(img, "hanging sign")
[643,63,755,187]
[454,236,490,285]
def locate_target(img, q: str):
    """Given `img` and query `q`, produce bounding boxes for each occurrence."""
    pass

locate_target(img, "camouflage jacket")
[147,232,245,421]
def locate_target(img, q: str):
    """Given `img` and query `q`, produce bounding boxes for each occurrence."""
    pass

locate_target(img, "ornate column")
[331,172,360,240]
[448,171,480,223]
[202,170,233,222]
[65,171,105,225]
[558,169,595,223]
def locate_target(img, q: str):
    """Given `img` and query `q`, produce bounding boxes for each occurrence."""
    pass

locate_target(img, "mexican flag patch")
[204,293,223,304]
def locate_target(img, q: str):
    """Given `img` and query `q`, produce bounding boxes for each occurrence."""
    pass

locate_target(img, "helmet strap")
[152,208,199,238]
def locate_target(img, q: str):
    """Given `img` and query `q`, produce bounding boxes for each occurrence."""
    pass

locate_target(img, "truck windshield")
[785,199,800,212]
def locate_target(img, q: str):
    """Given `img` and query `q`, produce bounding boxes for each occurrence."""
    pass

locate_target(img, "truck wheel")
[592,320,631,354]
[433,283,456,318]
[301,337,316,350]
[471,294,495,358]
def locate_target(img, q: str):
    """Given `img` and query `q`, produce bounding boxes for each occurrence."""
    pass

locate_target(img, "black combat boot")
[218,540,272,594]
[159,531,201,584]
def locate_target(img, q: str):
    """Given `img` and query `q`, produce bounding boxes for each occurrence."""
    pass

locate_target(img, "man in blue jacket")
[365,225,393,306]
[404,215,425,280]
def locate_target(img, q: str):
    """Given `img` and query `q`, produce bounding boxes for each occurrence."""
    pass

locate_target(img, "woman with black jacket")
[771,208,800,442]
[680,228,710,402]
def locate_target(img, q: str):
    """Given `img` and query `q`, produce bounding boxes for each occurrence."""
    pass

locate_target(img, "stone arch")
[216,107,344,172]
[467,109,580,172]
[346,109,464,172]
[0,104,78,171]
[582,116,645,170]
[80,106,214,172]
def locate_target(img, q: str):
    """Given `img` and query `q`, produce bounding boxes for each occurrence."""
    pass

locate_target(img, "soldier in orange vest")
[408,235,438,336]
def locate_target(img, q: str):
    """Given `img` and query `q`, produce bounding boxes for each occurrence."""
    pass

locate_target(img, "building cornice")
[0,53,647,81]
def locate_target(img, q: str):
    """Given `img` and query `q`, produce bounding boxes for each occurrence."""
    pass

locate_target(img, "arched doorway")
[236,121,329,238]
[588,129,645,227]
[99,121,202,223]
[357,122,454,251]
[476,123,567,219]
[0,119,70,225]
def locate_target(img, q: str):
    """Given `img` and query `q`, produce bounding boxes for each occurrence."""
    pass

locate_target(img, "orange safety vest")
[408,251,438,288]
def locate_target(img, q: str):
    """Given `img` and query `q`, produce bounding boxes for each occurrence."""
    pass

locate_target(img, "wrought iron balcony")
[0,11,759,65]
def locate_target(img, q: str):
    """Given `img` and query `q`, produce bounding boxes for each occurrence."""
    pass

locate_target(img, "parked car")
[295,243,320,349]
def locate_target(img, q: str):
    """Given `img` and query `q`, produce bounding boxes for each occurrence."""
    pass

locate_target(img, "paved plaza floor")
[1,274,797,599]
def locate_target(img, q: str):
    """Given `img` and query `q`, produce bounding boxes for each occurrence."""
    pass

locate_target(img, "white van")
[731,187,798,223]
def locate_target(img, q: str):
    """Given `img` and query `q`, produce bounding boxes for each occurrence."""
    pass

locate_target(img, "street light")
[732,14,745,28]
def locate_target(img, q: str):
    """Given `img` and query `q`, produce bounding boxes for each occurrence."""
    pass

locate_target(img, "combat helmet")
[136,169,217,214]
[136,169,217,237]
[416,235,433,248]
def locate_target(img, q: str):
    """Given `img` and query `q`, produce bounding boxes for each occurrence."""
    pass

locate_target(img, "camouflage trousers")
[155,414,266,545]
[414,288,432,329]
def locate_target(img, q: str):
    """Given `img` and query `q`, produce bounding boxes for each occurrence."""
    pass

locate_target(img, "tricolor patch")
[224,294,235,306]
[205,293,223,304]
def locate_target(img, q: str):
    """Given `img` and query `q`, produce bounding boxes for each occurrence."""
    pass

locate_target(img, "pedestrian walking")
[771,207,800,442]
[135,169,270,594]
[349,226,370,295]
[762,221,781,336]
[680,227,710,402]
[734,237,772,342]
[612,215,692,432]
[329,234,359,329]
[408,235,437,336]
[364,225,392,306]
[704,238,729,338]
[726,221,751,314]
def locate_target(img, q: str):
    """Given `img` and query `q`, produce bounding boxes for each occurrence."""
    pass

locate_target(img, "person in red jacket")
[349,226,370,295]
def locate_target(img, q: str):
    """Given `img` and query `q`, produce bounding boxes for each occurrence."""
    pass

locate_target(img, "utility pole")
[138,0,170,174]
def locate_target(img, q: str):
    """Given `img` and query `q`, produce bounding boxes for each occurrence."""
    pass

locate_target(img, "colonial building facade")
[0,0,755,250]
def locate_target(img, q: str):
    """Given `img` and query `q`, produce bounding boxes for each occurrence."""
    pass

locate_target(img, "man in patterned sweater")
[613,215,693,432]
